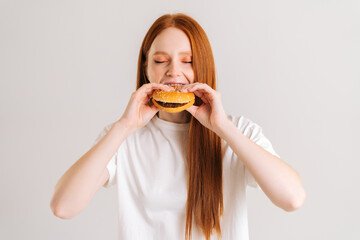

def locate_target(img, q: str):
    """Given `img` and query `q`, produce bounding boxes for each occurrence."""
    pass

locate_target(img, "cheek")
[147,64,164,81]
[184,67,195,83]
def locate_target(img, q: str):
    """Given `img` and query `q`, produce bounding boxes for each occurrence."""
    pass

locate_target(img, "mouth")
[163,82,186,86]
[163,82,186,91]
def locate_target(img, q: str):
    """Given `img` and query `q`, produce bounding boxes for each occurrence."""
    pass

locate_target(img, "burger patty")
[156,101,188,108]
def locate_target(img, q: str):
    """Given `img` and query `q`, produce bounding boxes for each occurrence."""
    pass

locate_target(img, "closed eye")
[154,60,192,64]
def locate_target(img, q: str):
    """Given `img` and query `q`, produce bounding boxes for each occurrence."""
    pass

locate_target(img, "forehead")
[148,27,192,56]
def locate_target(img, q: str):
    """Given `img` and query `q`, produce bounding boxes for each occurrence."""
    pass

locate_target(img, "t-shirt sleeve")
[234,116,281,189]
[92,122,117,188]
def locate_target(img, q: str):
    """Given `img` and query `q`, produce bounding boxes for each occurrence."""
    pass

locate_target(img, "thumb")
[150,105,159,114]
[185,105,198,116]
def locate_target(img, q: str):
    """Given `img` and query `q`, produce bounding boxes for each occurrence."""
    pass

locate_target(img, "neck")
[158,111,191,123]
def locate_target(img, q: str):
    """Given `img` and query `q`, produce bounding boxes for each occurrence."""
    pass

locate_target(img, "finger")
[178,83,210,103]
[154,83,174,91]
[185,85,214,103]
[188,83,216,94]
[150,104,160,113]
[141,83,173,94]
[180,83,199,92]
[193,90,209,103]
[192,87,217,103]
[136,83,172,102]
[141,104,159,120]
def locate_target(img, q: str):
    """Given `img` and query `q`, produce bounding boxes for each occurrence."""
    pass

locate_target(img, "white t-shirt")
[93,115,280,240]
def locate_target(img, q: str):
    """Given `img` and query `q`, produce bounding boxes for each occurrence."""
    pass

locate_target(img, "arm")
[183,83,306,212]
[216,119,306,212]
[50,120,133,219]
[50,83,173,219]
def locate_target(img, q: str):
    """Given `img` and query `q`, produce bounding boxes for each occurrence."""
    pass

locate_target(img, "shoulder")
[226,114,263,137]
[225,114,281,158]
[93,121,117,146]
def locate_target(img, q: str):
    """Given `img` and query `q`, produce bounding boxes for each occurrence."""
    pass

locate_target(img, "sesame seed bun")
[152,90,195,113]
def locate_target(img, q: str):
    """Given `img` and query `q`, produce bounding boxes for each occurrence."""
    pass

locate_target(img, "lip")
[163,82,186,86]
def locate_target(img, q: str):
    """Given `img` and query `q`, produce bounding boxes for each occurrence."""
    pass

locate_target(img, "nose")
[166,62,181,77]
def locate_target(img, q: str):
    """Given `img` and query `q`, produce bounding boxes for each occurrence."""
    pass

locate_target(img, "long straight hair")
[136,13,223,240]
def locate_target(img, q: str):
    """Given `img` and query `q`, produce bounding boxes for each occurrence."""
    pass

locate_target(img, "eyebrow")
[153,51,192,56]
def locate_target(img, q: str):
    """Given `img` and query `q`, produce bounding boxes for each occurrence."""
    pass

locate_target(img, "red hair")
[137,13,223,240]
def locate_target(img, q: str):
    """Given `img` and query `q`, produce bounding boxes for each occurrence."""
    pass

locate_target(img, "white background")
[0,0,359,239]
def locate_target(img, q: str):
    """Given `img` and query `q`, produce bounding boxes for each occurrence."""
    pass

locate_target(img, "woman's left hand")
[181,83,229,135]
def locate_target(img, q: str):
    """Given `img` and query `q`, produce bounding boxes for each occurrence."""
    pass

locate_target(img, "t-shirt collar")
[151,114,190,131]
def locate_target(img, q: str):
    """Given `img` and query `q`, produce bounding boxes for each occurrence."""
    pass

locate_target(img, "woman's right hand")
[119,83,172,132]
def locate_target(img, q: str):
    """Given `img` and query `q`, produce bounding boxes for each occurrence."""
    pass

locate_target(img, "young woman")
[50,13,306,240]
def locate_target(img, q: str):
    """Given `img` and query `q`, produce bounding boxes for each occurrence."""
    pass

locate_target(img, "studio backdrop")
[0,0,359,239]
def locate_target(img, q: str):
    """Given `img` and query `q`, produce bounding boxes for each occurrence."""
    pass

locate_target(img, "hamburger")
[152,85,195,113]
